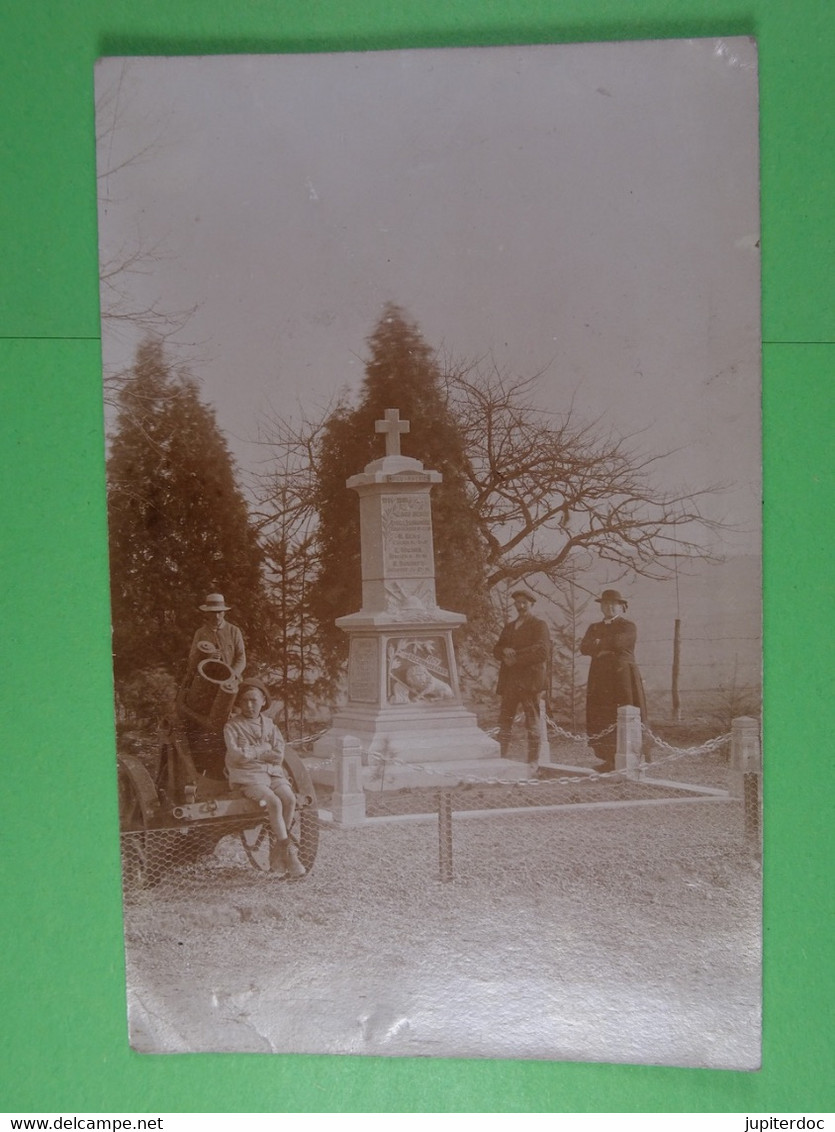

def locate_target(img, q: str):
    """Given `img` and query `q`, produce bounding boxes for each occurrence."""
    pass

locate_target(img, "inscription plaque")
[349,638,378,702]
[381,494,434,578]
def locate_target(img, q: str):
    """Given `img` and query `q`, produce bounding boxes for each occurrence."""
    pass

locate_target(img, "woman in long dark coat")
[579,588,647,770]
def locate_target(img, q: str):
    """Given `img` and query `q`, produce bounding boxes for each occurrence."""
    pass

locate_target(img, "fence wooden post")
[615,705,643,779]
[438,789,453,882]
[730,716,761,849]
[331,735,366,827]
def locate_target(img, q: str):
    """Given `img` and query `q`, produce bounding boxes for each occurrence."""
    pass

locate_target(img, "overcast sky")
[96,38,761,554]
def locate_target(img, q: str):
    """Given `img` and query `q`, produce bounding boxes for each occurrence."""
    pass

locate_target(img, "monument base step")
[306,755,572,792]
[312,718,500,765]
[362,756,539,790]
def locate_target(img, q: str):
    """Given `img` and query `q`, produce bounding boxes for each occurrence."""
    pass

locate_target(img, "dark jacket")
[580,616,646,736]
[494,614,550,696]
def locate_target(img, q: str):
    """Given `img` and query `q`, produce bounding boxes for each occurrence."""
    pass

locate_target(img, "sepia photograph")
[95,38,762,1067]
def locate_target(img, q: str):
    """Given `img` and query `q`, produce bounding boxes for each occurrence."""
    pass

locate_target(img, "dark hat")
[595,588,628,608]
[199,592,231,612]
[510,587,536,604]
[237,677,271,710]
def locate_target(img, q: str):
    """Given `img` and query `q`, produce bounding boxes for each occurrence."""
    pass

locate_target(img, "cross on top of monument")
[375,408,410,457]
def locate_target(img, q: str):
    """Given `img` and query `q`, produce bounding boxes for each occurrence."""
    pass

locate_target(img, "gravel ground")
[124,748,761,1069]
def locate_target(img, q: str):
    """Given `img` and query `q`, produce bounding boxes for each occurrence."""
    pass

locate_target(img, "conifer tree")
[310,304,490,673]
[107,339,264,691]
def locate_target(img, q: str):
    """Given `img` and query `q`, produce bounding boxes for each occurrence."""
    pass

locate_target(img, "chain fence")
[321,718,734,817]
[313,716,750,883]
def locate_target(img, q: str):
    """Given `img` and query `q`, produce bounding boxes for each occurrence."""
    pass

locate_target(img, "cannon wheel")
[154,730,178,807]
[117,754,159,889]
[240,822,274,872]
[239,748,319,878]
[284,749,320,873]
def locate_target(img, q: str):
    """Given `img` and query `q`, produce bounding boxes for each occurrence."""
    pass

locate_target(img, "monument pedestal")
[312,612,499,769]
[312,412,499,775]
[315,703,499,764]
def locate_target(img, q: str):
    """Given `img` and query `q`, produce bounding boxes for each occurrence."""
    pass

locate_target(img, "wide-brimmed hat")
[510,587,536,604]
[236,677,271,710]
[595,588,628,608]
[199,593,231,612]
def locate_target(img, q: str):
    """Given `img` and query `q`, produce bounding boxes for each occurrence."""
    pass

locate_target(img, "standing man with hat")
[187,592,246,681]
[580,588,647,771]
[493,587,551,764]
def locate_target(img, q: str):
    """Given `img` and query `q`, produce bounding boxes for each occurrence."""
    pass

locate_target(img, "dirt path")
[124,796,761,1068]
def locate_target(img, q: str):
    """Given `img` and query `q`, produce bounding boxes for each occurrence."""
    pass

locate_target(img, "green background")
[1,0,831,1114]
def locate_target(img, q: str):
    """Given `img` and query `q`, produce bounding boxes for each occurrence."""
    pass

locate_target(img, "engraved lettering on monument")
[348,637,378,702]
[381,494,434,577]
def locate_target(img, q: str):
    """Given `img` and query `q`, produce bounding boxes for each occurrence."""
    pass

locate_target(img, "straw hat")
[199,593,231,612]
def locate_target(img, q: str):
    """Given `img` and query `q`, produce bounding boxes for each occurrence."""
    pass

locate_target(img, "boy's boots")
[285,842,306,878]
[269,839,288,872]
[270,838,306,878]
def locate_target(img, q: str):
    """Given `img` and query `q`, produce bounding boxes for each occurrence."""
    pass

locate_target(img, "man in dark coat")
[579,588,647,771]
[493,587,551,763]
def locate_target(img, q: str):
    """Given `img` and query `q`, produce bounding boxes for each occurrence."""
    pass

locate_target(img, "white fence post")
[537,693,552,765]
[616,705,643,779]
[331,735,366,827]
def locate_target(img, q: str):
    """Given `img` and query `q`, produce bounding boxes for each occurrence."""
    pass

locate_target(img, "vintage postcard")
[96,39,762,1066]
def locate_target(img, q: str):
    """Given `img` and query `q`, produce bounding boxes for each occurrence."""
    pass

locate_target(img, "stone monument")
[313,409,499,775]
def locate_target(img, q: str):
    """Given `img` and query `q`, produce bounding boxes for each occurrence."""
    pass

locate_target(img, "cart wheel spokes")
[118,767,150,889]
[283,750,320,875]
[119,771,143,829]
[240,822,273,872]
[288,797,318,876]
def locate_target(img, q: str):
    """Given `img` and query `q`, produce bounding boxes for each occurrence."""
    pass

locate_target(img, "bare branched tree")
[442,359,728,590]
[250,402,332,538]
[254,346,730,707]
[248,402,340,723]
[96,61,199,406]
[546,568,592,730]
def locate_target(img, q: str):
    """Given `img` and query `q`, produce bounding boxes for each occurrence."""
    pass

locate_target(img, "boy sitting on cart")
[223,678,305,878]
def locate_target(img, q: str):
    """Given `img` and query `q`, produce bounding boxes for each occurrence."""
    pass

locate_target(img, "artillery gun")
[117,655,319,887]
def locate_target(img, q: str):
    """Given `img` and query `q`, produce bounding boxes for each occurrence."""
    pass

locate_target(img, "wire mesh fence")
[118,717,757,899]
[357,769,710,820]
[348,723,735,820]
[120,799,319,901]
[316,719,755,883]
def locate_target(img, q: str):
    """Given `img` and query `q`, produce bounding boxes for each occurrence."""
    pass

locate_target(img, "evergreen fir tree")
[310,304,490,675]
[107,339,264,691]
